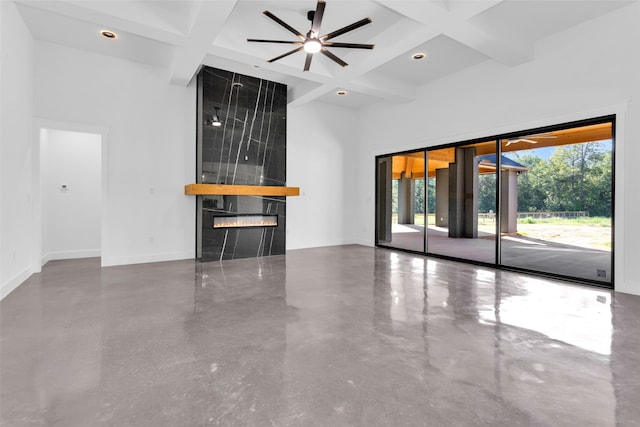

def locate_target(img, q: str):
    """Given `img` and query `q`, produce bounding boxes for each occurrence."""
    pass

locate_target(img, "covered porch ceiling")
[392,122,612,179]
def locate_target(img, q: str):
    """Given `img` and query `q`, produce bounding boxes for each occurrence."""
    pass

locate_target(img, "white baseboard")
[616,279,640,296]
[101,251,194,267]
[41,249,101,266]
[0,267,34,301]
[356,239,374,247]
[287,239,358,251]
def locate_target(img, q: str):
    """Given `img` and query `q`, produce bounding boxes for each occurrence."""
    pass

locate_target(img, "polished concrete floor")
[1,245,638,426]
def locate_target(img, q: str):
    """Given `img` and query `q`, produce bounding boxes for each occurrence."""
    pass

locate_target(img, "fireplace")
[212,214,278,229]
[194,66,290,261]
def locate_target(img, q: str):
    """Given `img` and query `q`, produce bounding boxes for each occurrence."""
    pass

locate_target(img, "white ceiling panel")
[17,2,175,67]
[469,0,634,43]
[370,34,489,88]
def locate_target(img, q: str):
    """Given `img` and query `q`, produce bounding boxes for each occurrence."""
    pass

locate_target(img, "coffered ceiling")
[14,0,634,108]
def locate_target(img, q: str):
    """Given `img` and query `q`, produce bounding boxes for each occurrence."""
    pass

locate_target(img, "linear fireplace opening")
[212,214,278,229]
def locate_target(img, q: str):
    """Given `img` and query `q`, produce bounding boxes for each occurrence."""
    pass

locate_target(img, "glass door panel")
[426,141,497,264]
[375,151,426,252]
[499,122,613,284]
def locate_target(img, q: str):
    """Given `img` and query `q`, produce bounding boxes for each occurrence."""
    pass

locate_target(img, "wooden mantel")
[184,184,300,197]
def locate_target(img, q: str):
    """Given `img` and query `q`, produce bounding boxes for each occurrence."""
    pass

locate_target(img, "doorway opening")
[39,128,102,265]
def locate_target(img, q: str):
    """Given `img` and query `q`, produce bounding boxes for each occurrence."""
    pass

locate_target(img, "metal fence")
[516,211,589,219]
[476,211,589,222]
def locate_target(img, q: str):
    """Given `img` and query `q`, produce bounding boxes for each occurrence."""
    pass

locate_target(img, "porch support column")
[500,170,519,233]
[435,168,449,227]
[448,147,478,238]
[398,172,414,224]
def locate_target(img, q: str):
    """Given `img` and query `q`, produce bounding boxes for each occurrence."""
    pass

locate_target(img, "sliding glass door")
[376,151,426,252]
[375,116,614,288]
[499,121,613,284]
[426,141,497,264]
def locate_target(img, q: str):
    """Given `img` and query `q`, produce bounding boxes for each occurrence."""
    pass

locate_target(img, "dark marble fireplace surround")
[196,66,288,261]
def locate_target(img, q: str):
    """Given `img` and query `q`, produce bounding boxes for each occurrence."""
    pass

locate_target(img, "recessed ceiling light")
[412,52,427,60]
[232,82,243,88]
[337,90,348,96]
[100,30,117,39]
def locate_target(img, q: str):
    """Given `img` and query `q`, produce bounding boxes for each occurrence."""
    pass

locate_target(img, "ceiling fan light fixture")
[247,1,373,71]
[304,39,322,53]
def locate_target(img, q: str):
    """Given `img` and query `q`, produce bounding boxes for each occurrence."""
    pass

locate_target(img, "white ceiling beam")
[205,45,332,85]
[448,0,504,19]
[344,74,416,103]
[168,0,238,86]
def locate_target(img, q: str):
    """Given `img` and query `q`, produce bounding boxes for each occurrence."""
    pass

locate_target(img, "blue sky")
[506,139,612,160]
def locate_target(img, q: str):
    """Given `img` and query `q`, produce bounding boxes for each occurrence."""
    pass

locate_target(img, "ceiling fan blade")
[263,11,305,40]
[267,46,304,63]
[321,49,348,67]
[323,42,374,49]
[303,53,313,72]
[247,39,303,45]
[321,17,372,41]
[311,0,326,36]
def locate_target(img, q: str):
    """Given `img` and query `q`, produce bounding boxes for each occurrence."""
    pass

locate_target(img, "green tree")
[414,179,425,214]
[478,173,496,212]
[427,178,436,215]
[510,142,612,217]
[512,154,548,212]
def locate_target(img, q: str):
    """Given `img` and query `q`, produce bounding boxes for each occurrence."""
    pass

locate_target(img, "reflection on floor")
[385,225,611,283]
[1,246,637,426]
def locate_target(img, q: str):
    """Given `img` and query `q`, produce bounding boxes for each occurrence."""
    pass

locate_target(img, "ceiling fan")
[505,133,557,146]
[247,0,374,72]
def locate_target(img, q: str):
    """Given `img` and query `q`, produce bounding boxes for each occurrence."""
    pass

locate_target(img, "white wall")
[41,129,101,262]
[34,42,196,267]
[287,102,358,249]
[355,2,640,295]
[0,1,35,299]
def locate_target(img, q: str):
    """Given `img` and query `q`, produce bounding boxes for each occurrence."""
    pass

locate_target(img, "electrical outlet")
[597,269,607,278]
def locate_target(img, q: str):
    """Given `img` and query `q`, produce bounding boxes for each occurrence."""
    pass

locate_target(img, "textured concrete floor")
[1,245,638,426]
